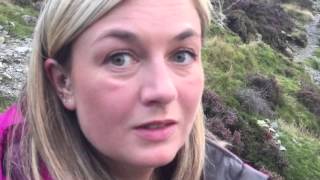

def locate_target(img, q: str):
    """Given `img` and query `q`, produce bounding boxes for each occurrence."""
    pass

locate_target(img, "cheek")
[72,77,138,147]
[178,70,204,127]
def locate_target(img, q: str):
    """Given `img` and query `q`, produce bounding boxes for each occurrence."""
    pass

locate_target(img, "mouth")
[133,120,177,141]
[135,120,177,129]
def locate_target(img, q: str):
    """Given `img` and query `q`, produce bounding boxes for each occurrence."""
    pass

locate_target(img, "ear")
[44,58,76,111]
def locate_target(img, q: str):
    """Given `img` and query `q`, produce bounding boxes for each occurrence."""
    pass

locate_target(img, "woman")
[0,0,269,179]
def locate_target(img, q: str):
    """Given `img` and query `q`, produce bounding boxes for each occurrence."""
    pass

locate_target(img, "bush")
[235,88,275,118]
[247,74,283,109]
[11,0,32,6]
[297,85,320,117]
[224,0,295,54]
[202,89,244,153]
[202,89,288,174]
[225,10,258,43]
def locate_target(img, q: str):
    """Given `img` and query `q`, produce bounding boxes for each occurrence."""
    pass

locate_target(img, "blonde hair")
[5,0,214,179]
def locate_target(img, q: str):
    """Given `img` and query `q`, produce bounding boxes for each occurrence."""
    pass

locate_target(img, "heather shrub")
[224,0,295,54]
[247,74,283,109]
[235,88,275,118]
[11,0,32,6]
[202,89,288,174]
[297,84,320,117]
[225,10,258,43]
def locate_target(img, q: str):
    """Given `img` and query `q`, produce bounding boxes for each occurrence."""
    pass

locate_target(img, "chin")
[134,149,179,168]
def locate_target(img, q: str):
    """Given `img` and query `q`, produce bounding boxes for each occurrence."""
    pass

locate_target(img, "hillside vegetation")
[0,0,320,179]
[204,0,320,179]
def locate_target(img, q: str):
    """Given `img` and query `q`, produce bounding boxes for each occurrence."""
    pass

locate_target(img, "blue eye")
[107,52,134,67]
[172,50,196,65]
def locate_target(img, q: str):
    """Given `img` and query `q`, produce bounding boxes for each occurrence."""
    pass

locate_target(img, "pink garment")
[0,105,51,180]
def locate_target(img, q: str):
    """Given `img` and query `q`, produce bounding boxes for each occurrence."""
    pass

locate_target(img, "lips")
[135,120,177,129]
[133,120,177,141]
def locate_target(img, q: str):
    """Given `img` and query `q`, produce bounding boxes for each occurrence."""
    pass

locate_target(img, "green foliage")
[280,122,320,180]
[0,2,37,38]
[281,3,313,25]
[314,48,320,58]
[203,23,320,177]
[305,57,320,70]
[0,95,14,112]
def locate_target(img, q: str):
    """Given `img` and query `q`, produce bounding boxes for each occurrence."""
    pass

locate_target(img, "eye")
[171,50,196,65]
[106,52,136,68]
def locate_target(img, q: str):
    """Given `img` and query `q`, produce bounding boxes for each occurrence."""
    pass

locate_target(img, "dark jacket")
[204,141,269,180]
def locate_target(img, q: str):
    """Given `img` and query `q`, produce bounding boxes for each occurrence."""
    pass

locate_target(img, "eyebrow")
[173,29,199,41]
[93,28,200,45]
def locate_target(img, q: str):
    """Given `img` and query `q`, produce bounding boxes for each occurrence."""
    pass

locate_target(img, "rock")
[0,37,5,44]
[0,25,3,31]
[15,46,30,54]
[284,47,294,58]
[271,122,279,130]
[269,127,276,133]
[3,73,12,80]
[2,31,8,36]
[22,15,37,26]
[279,145,287,151]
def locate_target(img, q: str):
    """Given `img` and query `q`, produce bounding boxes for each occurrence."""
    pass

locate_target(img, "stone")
[3,73,12,80]
[22,15,37,26]
[0,37,5,44]
[271,122,279,130]
[0,25,3,31]
[15,46,30,54]
[269,127,276,133]
[284,47,294,58]
[279,145,287,151]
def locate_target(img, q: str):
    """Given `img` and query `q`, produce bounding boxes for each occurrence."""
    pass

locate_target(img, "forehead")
[77,0,201,43]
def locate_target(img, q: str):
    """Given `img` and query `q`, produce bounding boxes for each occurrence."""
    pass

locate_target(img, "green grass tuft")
[280,122,320,180]
[0,2,37,38]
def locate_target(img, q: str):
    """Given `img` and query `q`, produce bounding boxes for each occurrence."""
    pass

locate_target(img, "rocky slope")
[0,24,31,98]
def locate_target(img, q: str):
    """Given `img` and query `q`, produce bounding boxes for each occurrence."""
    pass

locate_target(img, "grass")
[280,121,320,180]
[281,3,314,25]
[305,57,320,70]
[203,24,320,177]
[0,95,14,112]
[0,1,37,38]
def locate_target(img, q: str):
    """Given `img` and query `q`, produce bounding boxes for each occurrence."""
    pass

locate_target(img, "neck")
[108,162,157,180]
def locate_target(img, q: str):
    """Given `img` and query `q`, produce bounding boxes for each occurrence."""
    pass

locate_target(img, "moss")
[0,2,38,38]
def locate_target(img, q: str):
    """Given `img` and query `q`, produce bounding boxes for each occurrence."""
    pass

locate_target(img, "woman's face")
[68,0,203,173]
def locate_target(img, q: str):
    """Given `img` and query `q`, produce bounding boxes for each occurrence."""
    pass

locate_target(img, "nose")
[140,61,177,106]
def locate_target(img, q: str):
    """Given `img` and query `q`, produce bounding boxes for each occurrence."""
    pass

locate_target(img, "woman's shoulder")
[0,105,21,133]
[204,140,270,180]
[0,104,22,180]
